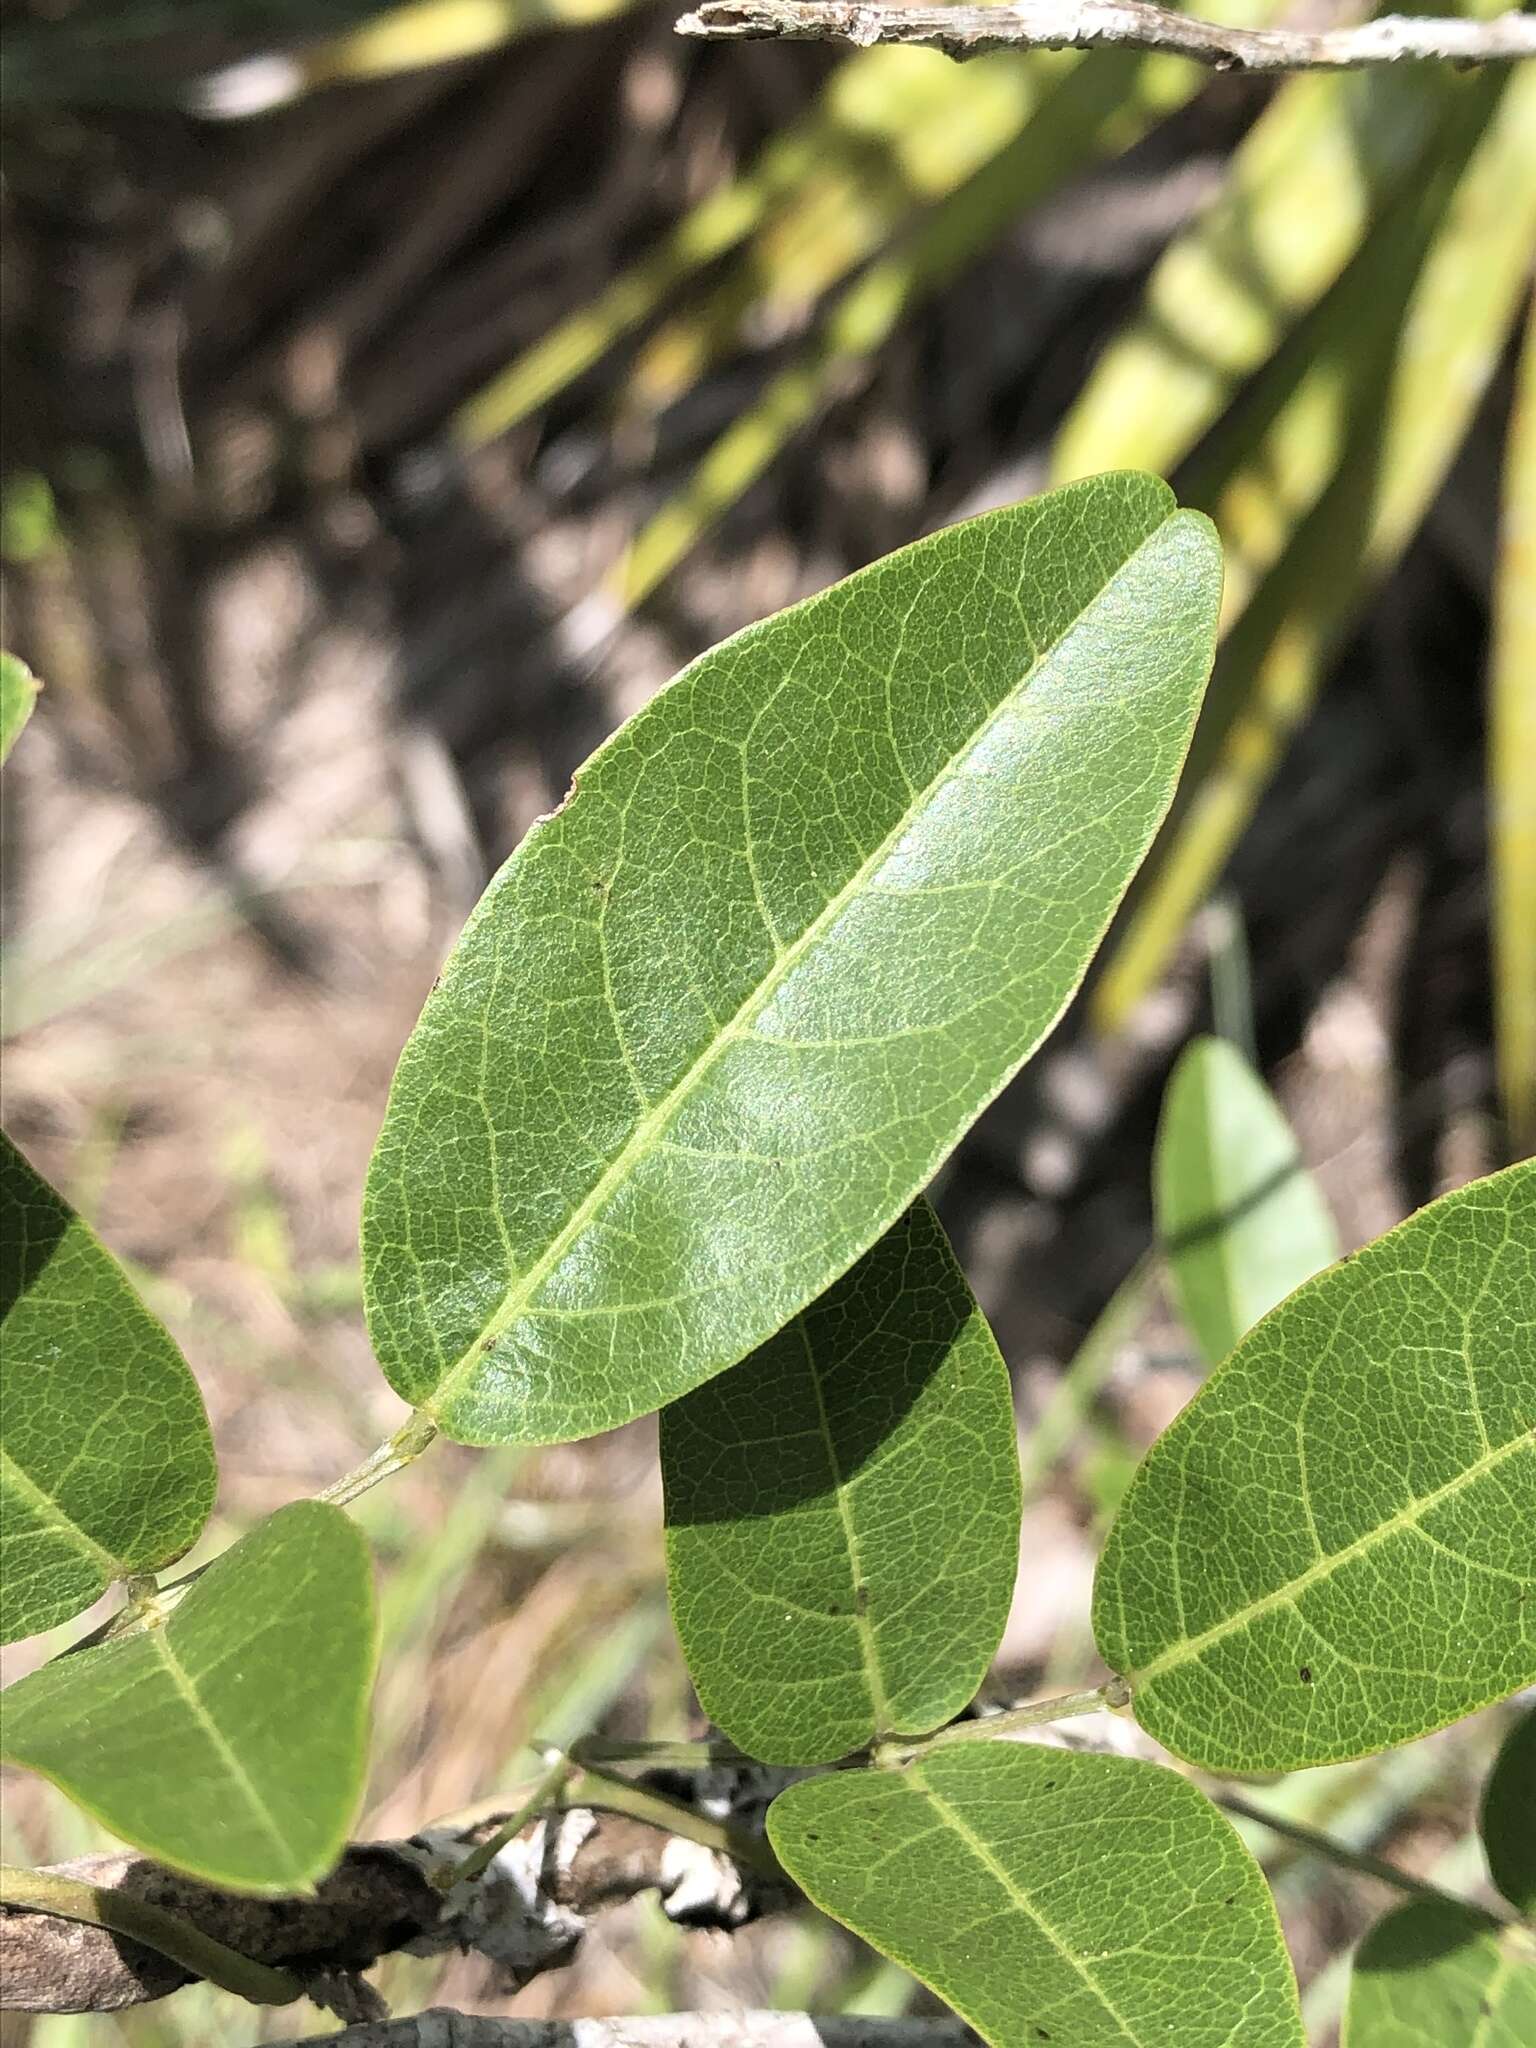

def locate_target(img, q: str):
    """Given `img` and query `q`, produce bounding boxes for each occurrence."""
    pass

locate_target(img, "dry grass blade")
[1490,305,1536,1155]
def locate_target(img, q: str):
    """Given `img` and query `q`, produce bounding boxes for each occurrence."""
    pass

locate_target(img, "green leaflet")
[1156,1035,1338,1367]
[1483,1704,1536,1916]
[362,474,1221,1446]
[767,1743,1304,2048]
[662,1200,1019,1765]
[0,1133,216,1643]
[0,651,39,764]
[0,1501,375,1893]
[1094,1160,1536,1773]
[1341,1901,1536,2048]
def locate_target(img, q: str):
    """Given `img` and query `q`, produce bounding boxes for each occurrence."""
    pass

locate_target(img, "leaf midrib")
[0,1444,120,1580]
[146,1623,298,1876]
[424,512,1181,1418]
[912,1764,1142,2045]
[798,1319,893,1734]
[1134,1426,1533,1688]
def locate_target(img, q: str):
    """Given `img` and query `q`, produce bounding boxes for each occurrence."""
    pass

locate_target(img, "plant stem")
[675,1,1536,71]
[438,1752,576,1890]
[1213,1791,1525,1928]
[317,1411,440,1509]
[564,1763,784,1881]
[0,1865,305,2007]
[564,1733,754,1770]
[877,1679,1131,1764]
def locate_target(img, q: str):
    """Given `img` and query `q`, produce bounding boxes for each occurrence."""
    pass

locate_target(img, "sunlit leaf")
[0,1501,376,1893]
[768,1743,1304,2048]
[1095,1160,1536,1773]
[1156,1035,1337,1367]
[362,476,1220,1446]
[0,652,39,766]
[1342,1901,1536,2048]
[662,1200,1019,1765]
[0,1133,215,1644]
[1482,1703,1536,1916]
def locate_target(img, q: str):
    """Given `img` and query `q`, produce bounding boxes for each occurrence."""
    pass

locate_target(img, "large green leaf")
[363,474,1221,1446]
[1094,1160,1536,1773]
[0,652,39,765]
[1342,1901,1536,2048]
[1482,1704,1536,1916]
[1156,1035,1338,1367]
[767,1743,1304,2048]
[0,1500,375,1893]
[0,1132,216,1643]
[662,1200,1019,1765]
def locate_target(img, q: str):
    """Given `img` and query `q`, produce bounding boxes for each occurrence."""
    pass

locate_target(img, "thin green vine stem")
[0,1866,305,2007]
[876,1679,1130,1765]
[316,1410,440,1509]
[437,1752,576,1891]
[562,1762,784,1881]
[1213,1791,1525,1929]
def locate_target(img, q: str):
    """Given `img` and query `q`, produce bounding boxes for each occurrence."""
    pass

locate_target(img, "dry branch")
[0,1779,793,2017]
[675,1,1536,69]
[270,2013,979,2047]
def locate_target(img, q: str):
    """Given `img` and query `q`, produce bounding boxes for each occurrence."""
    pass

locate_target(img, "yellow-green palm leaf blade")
[1491,304,1536,1154]
[1092,63,1536,1034]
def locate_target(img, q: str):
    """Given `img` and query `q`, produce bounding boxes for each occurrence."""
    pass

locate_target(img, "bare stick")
[270,2014,979,2047]
[675,2,1536,71]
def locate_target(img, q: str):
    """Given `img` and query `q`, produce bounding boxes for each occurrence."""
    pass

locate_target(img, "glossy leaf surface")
[0,651,39,764]
[0,1133,216,1643]
[363,475,1221,1446]
[1095,1160,1536,1772]
[662,1200,1019,1764]
[1341,1901,1536,2048]
[1483,1704,1536,1915]
[768,1743,1303,2048]
[0,1501,375,1893]
[1156,1035,1337,1366]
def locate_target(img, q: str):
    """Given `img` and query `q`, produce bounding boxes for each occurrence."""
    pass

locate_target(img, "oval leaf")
[1,1132,216,1643]
[1342,1900,1536,2048]
[0,1500,376,1893]
[767,1743,1303,2048]
[363,474,1221,1445]
[1482,1703,1536,1915]
[662,1200,1020,1764]
[1094,1159,1536,1772]
[0,652,39,765]
[1156,1035,1338,1366]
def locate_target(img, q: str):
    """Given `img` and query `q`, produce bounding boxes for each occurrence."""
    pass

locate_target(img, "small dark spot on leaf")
[1299,1666,1313,1684]
[806,1832,820,1844]
[1223,1893,1235,1907]
[854,1583,870,1616]
[1036,2032,1052,2041]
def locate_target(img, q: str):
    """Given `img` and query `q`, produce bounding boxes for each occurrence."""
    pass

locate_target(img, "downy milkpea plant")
[2,477,1533,2045]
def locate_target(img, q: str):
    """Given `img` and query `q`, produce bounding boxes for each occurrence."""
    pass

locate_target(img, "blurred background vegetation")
[0,0,1531,2040]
